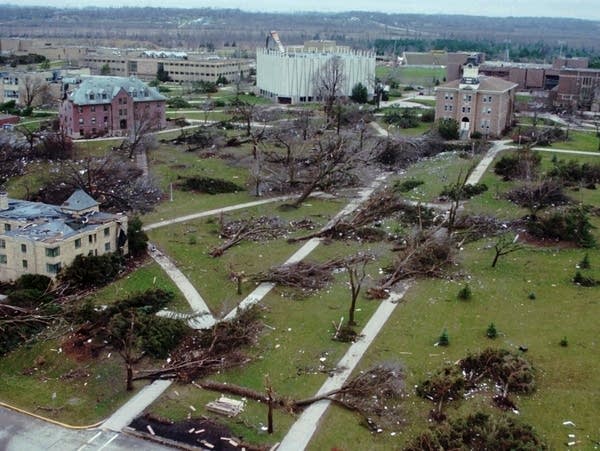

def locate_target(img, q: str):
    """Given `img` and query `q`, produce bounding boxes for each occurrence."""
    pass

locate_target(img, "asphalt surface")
[0,407,171,451]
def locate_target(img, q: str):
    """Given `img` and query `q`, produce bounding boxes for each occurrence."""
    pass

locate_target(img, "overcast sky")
[5,0,600,21]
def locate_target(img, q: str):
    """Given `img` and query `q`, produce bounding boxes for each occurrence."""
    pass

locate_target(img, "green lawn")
[84,260,191,312]
[147,239,391,447]
[392,151,482,203]
[549,129,600,152]
[408,98,436,108]
[146,197,346,314]
[383,66,446,87]
[0,337,145,425]
[308,241,600,450]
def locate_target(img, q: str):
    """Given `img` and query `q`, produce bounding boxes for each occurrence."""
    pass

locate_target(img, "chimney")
[0,191,8,211]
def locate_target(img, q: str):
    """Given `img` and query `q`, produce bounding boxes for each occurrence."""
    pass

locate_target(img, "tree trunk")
[491,252,500,268]
[348,295,357,326]
[126,364,134,391]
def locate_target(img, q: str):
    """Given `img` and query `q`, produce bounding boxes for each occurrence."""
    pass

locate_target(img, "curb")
[0,401,104,430]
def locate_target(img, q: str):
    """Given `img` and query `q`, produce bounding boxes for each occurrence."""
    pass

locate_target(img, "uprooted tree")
[134,304,263,383]
[66,289,188,391]
[196,362,405,431]
[417,348,536,420]
[405,412,547,451]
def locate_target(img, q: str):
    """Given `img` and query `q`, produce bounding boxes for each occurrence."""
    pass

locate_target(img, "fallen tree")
[134,305,263,383]
[250,254,372,295]
[195,362,405,430]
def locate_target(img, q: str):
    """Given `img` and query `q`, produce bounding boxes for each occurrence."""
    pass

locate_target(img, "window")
[21,244,27,253]
[487,96,493,102]
[46,247,60,257]
[4,224,10,232]
[22,260,28,269]
[46,263,61,274]
[79,118,84,124]
[91,106,96,112]
[0,255,6,264]
[0,239,5,248]
[78,106,83,113]
[75,238,82,249]
[104,242,111,251]
[104,227,110,237]
[103,105,108,111]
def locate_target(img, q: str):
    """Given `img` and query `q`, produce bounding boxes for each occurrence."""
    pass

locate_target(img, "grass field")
[378,65,446,88]
[549,129,600,152]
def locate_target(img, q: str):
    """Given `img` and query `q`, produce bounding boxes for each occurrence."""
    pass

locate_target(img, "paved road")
[0,407,170,451]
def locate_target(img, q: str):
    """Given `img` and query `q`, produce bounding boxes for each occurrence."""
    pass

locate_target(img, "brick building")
[435,61,518,138]
[0,190,128,282]
[59,76,166,138]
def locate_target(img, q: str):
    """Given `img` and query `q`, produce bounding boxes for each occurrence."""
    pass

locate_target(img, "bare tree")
[314,56,345,125]
[37,155,161,212]
[346,256,370,326]
[118,105,161,159]
[20,74,51,108]
[290,134,362,208]
[229,98,256,136]
[491,233,522,268]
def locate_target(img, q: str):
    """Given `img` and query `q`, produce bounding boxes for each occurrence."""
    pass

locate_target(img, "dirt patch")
[130,414,265,450]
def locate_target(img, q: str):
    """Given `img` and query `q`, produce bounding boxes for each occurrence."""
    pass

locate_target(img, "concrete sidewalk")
[278,287,409,451]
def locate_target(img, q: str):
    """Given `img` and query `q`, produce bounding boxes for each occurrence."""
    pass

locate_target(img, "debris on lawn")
[134,305,263,383]
[130,414,264,451]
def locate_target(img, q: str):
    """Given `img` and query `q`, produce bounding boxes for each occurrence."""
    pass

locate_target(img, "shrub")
[505,180,570,215]
[470,131,483,139]
[166,96,190,109]
[394,179,424,193]
[15,274,52,292]
[457,283,472,300]
[60,253,124,289]
[528,292,536,300]
[579,253,591,269]
[560,337,569,347]
[350,82,369,104]
[572,271,598,287]
[486,322,498,339]
[440,183,488,200]
[437,118,459,140]
[178,176,243,194]
[438,329,449,346]
[127,216,149,258]
[494,150,541,181]
[527,206,596,248]
[420,109,435,123]
[384,108,420,128]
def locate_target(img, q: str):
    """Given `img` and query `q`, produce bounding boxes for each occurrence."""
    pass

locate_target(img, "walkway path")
[532,147,600,157]
[465,140,512,185]
[278,287,409,451]
[143,195,294,231]
[277,139,514,450]
[100,176,389,437]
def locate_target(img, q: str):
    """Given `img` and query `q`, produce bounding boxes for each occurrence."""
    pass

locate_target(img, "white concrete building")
[256,41,375,104]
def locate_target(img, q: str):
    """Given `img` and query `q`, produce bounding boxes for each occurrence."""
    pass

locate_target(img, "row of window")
[0,243,111,273]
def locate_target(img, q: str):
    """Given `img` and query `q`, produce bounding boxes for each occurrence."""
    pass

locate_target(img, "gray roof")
[61,189,98,212]
[69,76,166,105]
[438,75,518,93]
[1,194,122,243]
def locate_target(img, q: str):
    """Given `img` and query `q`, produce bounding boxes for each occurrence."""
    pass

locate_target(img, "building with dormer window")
[0,190,128,282]
[59,76,166,138]
[435,58,518,139]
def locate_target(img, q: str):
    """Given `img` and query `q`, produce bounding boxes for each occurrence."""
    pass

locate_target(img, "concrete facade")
[256,42,375,104]
[0,190,128,283]
[59,76,166,138]
[83,52,252,84]
[435,63,518,138]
